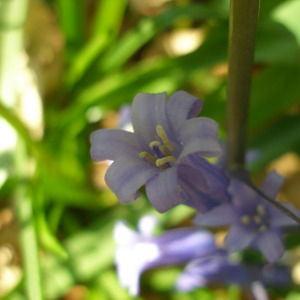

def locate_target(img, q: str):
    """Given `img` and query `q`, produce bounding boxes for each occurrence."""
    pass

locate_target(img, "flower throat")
[139,125,177,168]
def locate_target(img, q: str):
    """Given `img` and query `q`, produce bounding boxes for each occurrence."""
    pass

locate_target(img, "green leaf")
[248,116,300,173]
[98,3,224,73]
[0,101,40,157]
[43,218,116,299]
[56,0,85,56]
[249,65,300,129]
[259,0,290,17]
[255,20,300,64]
[37,212,68,260]
[92,0,127,37]
[272,0,300,46]
[66,0,127,86]
[287,292,300,300]
[61,24,228,131]
[96,270,132,300]
[41,166,99,208]
[63,221,115,281]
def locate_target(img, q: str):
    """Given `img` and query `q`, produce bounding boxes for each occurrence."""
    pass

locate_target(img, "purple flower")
[249,264,292,287]
[176,253,250,291]
[114,215,218,296]
[90,91,229,213]
[176,253,271,300]
[194,171,299,262]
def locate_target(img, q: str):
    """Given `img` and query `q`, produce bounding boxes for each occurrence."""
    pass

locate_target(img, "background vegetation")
[0,0,300,299]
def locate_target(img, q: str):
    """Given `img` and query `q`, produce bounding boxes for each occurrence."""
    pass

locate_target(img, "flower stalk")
[226,0,260,170]
[226,0,300,225]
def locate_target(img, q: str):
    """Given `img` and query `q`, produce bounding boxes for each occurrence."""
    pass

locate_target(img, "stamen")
[158,144,171,156]
[253,215,262,224]
[149,141,170,157]
[256,204,265,216]
[139,152,156,164]
[156,125,174,151]
[156,156,176,167]
[240,215,251,225]
[258,225,267,232]
[149,141,161,149]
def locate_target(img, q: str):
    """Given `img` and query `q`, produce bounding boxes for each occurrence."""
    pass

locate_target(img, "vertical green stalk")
[226,0,260,170]
[0,0,44,298]
[15,142,44,300]
[226,1,300,224]
[0,0,28,103]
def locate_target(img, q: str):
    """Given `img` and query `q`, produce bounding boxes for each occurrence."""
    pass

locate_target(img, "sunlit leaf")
[67,0,127,86]
[248,116,300,172]
[272,0,300,46]
[249,65,300,129]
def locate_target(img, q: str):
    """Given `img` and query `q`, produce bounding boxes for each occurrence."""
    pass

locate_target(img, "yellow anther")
[258,225,267,232]
[240,215,251,225]
[149,141,161,149]
[139,152,156,164]
[156,125,174,151]
[253,215,262,224]
[256,204,265,216]
[149,140,170,157]
[159,146,171,157]
[155,156,176,167]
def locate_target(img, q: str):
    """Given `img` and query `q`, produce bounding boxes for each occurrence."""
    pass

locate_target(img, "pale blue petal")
[90,129,138,161]
[167,91,202,134]
[151,229,217,267]
[115,246,144,297]
[114,221,139,245]
[178,163,230,212]
[138,215,158,237]
[131,92,171,149]
[178,117,222,160]
[194,204,237,226]
[176,255,249,292]
[225,225,256,252]
[260,170,285,199]
[229,178,258,209]
[153,228,215,250]
[176,271,207,291]
[105,154,158,204]
[178,165,218,212]
[255,230,284,263]
[251,281,269,300]
[270,202,299,227]
[146,166,184,213]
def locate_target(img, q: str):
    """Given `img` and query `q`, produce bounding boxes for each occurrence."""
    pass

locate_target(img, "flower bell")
[90,91,230,213]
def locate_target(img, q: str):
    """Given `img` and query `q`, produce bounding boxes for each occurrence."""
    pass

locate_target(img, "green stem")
[0,0,44,298]
[15,178,45,300]
[0,101,39,155]
[226,2,300,224]
[14,138,45,299]
[226,0,260,170]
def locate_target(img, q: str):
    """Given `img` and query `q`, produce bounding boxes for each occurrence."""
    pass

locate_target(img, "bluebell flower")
[194,171,299,262]
[176,253,273,300]
[90,91,229,213]
[249,264,292,288]
[176,253,250,291]
[177,252,293,300]
[113,215,218,296]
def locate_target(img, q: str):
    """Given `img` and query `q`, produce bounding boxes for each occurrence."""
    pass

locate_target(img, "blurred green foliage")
[0,0,300,299]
